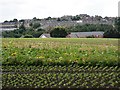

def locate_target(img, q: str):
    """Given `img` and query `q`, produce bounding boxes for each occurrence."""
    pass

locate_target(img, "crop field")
[2,38,120,88]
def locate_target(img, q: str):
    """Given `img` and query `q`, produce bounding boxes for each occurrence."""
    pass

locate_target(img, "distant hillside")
[2,14,119,38]
[0,14,116,31]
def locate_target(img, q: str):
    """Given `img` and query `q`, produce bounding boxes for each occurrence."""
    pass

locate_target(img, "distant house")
[40,34,51,38]
[0,22,18,31]
[66,31,104,38]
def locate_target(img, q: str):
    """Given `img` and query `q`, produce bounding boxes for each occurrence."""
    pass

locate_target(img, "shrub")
[23,34,33,38]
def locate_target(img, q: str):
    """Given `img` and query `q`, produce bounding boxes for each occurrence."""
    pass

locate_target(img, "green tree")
[13,18,18,22]
[33,23,41,29]
[71,15,81,21]
[115,17,120,32]
[33,17,37,20]
[57,18,61,21]
[46,17,52,20]
[104,17,120,38]
[103,28,119,38]
[29,23,33,27]
[3,20,8,23]
[33,32,43,38]
[19,19,25,23]
[19,23,26,30]
[22,34,33,38]
[50,27,68,38]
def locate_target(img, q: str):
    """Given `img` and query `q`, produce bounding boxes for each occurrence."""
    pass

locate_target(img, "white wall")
[40,35,47,38]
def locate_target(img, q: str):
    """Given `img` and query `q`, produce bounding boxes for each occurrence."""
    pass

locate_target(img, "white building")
[40,34,51,38]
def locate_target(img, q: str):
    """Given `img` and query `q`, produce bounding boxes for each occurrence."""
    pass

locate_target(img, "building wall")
[40,35,47,38]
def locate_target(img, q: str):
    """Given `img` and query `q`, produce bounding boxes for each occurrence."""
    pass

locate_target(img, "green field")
[2,38,120,88]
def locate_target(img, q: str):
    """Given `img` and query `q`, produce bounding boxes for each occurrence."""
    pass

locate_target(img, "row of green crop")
[2,46,119,66]
[2,65,120,88]
[2,65,120,73]
[2,71,120,88]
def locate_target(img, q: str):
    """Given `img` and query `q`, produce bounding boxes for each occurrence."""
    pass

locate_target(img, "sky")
[0,0,119,22]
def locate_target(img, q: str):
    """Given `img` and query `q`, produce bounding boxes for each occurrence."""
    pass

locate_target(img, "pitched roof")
[67,31,104,38]
[40,34,51,38]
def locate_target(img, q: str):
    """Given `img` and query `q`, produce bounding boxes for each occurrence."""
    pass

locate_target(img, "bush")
[23,34,33,38]
[50,27,68,38]
[33,23,41,29]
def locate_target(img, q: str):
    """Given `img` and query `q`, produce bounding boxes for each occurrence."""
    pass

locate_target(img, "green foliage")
[115,17,120,36]
[103,28,120,38]
[14,34,21,38]
[2,66,120,88]
[3,20,8,23]
[103,17,120,38]
[46,17,52,20]
[32,31,43,38]
[13,18,18,22]
[32,23,41,29]
[67,24,113,32]
[57,18,61,21]
[19,23,26,30]
[29,23,33,27]
[71,15,81,21]
[3,21,119,38]
[50,27,68,38]
[22,34,33,38]
[2,38,119,66]
[2,38,119,88]
[19,19,25,23]
[2,25,44,38]
[33,17,37,20]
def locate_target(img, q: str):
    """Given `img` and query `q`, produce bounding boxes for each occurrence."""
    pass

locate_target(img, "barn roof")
[67,31,104,38]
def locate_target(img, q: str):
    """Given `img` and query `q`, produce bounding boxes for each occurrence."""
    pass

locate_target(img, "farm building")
[40,34,51,38]
[66,31,104,38]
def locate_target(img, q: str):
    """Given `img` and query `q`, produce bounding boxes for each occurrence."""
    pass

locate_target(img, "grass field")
[2,38,120,88]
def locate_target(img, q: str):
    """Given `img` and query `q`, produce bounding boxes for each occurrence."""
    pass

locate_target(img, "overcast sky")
[0,0,119,22]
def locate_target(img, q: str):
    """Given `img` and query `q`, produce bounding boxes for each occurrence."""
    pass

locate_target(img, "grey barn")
[66,31,104,38]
